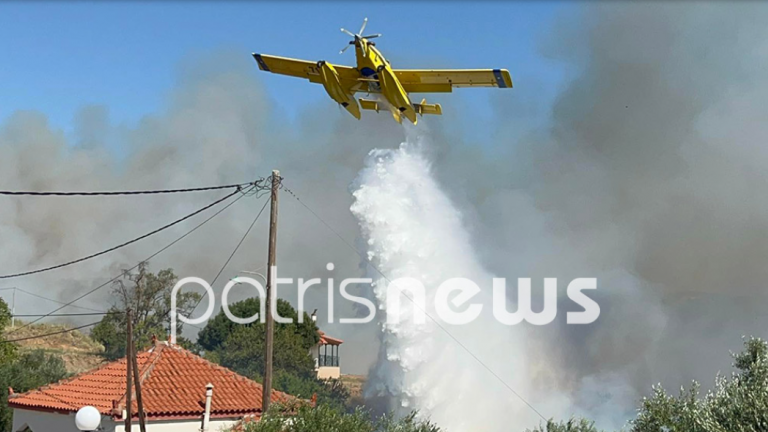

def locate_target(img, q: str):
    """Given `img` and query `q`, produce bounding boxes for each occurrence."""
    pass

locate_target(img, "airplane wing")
[252,54,359,86]
[393,69,513,93]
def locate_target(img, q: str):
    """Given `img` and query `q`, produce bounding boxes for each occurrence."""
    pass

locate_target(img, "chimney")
[201,383,214,431]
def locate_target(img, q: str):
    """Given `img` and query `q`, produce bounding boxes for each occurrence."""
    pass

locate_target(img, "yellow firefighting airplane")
[252,18,513,124]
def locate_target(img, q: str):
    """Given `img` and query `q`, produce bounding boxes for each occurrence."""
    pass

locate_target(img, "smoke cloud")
[2,3,768,430]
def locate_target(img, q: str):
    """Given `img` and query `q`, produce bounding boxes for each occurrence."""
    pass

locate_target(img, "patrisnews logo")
[170,266,600,343]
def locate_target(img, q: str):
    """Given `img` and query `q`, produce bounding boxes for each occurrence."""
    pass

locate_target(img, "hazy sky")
[6,4,768,428]
[0,1,569,137]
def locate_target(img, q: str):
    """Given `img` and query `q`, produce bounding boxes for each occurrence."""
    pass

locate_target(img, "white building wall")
[316,366,341,379]
[115,418,238,432]
[12,409,91,432]
[12,408,239,432]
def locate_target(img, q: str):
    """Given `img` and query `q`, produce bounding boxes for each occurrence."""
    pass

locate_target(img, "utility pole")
[262,170,280,413]
[125,309,133,431]
[11,288,15,329]
[131,350,147,432]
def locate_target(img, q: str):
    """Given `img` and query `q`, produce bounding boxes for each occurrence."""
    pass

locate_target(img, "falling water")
[350,128,548,431]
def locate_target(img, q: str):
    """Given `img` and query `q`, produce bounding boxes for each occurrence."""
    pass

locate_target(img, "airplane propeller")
[339,18,382,57]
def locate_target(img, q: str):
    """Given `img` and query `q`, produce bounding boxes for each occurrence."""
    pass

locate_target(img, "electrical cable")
[12,312,120,317]
[0,180,261,197]
[3,287,107,313]
[6,184,254,336]
[0,189,243,280]
[188,197,271,317]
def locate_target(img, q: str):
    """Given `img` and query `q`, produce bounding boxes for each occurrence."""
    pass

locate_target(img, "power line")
[281,182,548,422]
[0,189,245,280]
[2,287,106,313]
[6,184,255,336]
[12,312,119,317]
[1,321,101,344]
[189,197,271,316]
[0,180,262,197]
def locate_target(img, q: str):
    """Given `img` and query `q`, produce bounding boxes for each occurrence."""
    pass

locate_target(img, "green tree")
[631,384,709,432]
[239,404,440,432]
[0,350,68,432]
[197,297,319,378]
[0,299,17,364]
[273,370,350,412]
[527,337,768,432]
[91,263,200,359]
[218,323,315,379]
[706,337,768,431]
[630,337,768,432]
[198,297,319,353]
[526,419,601,432]
[0,297,18,432]
[197,297,354,410]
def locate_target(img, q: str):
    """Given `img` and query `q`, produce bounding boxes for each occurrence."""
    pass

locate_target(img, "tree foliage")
[197,297,351,410]
[0,300,16,364]
[538,337,768,432]
[527,418,600,432]
[198,297,319,353]
[239,404,440,432]
[628,337,768,432]
[0,350,68,432]
[0,298,69,431]
[91,263,200,359]
[198,297,319,378]
[272,370,350,413]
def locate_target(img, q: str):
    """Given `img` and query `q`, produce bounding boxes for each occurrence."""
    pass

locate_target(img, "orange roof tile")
[318,330,343,346]
[9,342,294,420]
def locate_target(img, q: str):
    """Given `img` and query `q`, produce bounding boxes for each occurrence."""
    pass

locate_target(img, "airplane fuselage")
[353,41,418,123]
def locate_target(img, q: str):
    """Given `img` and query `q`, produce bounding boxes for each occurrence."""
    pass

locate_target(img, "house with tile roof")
[311,330,343,380]
[8,340,295,432]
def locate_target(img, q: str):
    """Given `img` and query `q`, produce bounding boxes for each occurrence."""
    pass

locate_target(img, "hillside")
[6,322,107,374]
[340,374,367,406]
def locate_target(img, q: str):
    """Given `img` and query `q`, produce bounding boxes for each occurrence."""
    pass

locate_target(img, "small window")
[16,424,33,432]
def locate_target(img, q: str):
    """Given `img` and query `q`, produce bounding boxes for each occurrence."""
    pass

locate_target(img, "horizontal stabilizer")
[413,99,442,116]
[359,99,382,112]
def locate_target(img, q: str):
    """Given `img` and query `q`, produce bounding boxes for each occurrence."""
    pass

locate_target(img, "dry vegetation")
[340,374,367,406]
[6,322,106,374]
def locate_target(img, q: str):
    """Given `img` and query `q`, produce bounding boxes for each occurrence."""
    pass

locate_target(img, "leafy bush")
[272,370,350,412]
[527,418,600,432]
[0,350,68,432]
[630,337,768,432]
[239,404,440,432]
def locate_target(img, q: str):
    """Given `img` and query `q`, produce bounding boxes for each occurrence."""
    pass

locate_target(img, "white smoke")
[350,127,555,431]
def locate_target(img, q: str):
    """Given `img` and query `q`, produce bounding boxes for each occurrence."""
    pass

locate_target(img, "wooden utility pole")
[125,309,133,431]
[131,350,147,432]
[10,288,15,329]
[262,170,280,413]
